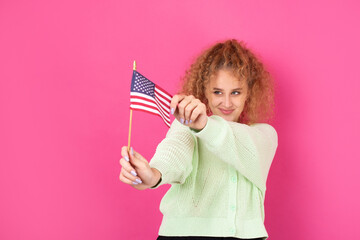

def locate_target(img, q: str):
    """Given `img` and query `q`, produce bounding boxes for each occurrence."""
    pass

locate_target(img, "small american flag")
[130,70,172,127]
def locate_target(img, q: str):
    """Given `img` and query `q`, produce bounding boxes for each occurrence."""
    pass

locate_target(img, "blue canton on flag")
[131,72,155,98]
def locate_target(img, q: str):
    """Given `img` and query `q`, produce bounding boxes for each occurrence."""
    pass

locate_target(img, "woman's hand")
[119,146,161,190]
[170,94,208,130]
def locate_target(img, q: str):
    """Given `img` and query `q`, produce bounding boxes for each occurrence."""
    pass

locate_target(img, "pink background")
[1,0,359,239]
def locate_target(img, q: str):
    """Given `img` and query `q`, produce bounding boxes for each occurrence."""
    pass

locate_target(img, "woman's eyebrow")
[213,87,243,91]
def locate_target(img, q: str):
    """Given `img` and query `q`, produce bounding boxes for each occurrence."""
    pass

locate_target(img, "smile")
[219,109,234,115]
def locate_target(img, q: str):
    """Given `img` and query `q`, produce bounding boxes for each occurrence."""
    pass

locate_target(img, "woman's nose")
[224,95,232,108]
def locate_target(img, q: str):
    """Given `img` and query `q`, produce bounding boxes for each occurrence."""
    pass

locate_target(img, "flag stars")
[132,72,155,97]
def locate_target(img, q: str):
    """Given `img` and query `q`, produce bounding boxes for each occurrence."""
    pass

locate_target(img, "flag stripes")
[130,93,170,120]
[130,95,170,122]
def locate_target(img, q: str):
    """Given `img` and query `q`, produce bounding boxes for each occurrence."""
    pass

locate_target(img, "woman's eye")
[213,91,222,95]
[232,91,241,95]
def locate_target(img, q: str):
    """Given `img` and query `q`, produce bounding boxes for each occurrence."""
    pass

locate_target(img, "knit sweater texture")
[149,115,278,240]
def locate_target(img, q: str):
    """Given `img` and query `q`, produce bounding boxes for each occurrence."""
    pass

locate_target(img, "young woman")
[119,39,278,240]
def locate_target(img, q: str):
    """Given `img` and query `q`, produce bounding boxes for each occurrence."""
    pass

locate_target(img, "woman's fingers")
[183,99,201,123]
[119,157,143,185]
[170,94,185,115]
[128,147,147,167]
[178,95,195,123]
[119,168,143,185]
[170,94,207,126]
[120,167,143,185]
[189,102,207,123]
[180,98,206,124]
[121,146,130,162]
[180,97,208,130]
[119,158,138,178]
[174,95,194,123]
[119,147,156,189]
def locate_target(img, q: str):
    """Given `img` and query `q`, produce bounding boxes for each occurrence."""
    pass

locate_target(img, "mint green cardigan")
[149,115,278,239]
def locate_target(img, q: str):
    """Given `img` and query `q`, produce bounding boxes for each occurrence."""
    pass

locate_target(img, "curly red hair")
[180,39,275,125]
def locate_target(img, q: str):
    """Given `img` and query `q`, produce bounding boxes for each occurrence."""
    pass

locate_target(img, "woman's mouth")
[219,109,234,115]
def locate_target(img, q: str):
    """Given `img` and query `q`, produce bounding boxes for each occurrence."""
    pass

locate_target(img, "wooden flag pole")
[128,60,136,151]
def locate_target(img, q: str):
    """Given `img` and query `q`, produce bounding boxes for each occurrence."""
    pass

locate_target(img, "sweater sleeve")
[148,119,195,189]
[193,115,278,193]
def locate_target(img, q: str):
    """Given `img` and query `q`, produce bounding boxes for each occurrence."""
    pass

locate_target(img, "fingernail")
[131,170,137,176]
[180,118,184,124]
[185,120,189,125]
[130,147,134,155]
[124,156,129,162]
[135,179,142,184]
[189,120,193,123]
[171,108,175,115]
[132,181,138,185]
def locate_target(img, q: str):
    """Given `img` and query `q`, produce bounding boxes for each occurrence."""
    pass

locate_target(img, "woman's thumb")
[129,147,145,167]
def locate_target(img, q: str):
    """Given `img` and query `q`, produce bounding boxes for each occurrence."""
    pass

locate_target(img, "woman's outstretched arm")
[119,119,195,190]
[148,119,195,189]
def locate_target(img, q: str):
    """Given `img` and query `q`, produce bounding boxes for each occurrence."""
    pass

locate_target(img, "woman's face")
[205,69,249,122]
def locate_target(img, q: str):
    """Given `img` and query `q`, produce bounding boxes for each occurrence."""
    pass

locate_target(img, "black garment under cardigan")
[157,236,264,240]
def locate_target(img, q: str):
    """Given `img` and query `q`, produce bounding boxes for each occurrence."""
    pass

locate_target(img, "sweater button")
[230,205,236,212]
[229,227,236,234]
